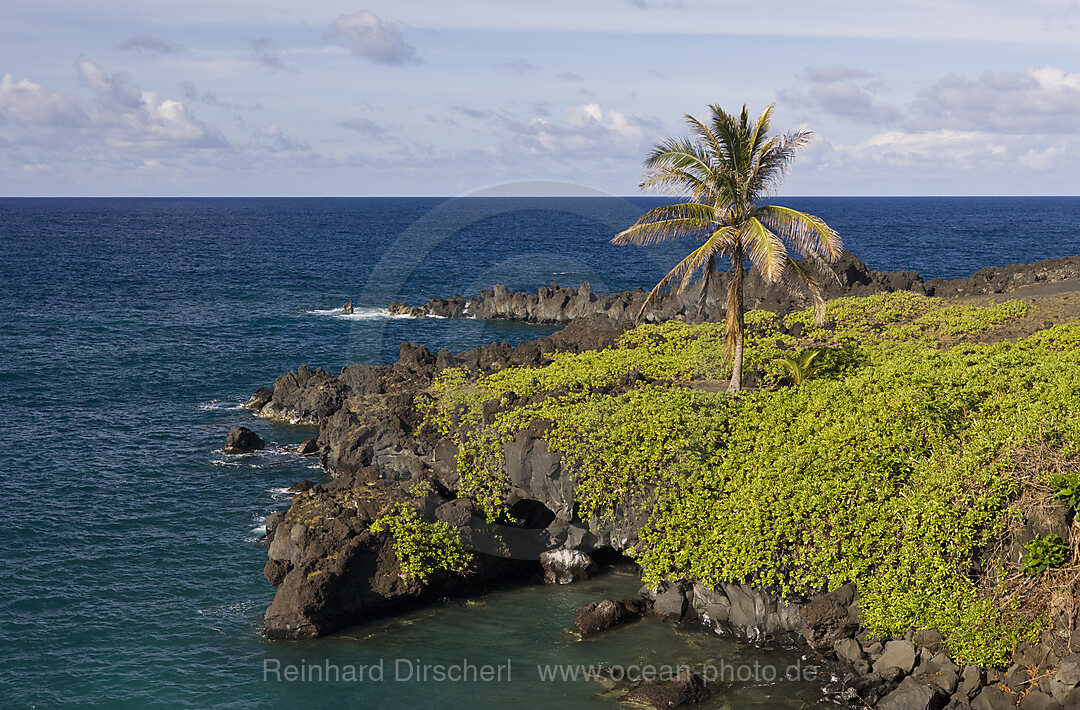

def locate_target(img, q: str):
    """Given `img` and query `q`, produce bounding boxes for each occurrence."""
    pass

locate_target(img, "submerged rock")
[224,426,265,454]
[573,598,648,637]
[622,669,709,708]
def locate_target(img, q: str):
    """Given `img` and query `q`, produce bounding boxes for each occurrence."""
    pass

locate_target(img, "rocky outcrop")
[341,300,353,315]
[573,598,648,636]
[245,387,273,410]
[253,250,1080,708]
[387,252,1080,325]
[251,325,647,640]
[224,426,265,454]
[922,255,1080,298]
[295,438,319,456]
[261,472,537,640]
[258,365,347,425]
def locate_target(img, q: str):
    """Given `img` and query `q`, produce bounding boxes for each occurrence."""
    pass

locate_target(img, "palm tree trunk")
[695,255,715,320]
[726,247,746,393]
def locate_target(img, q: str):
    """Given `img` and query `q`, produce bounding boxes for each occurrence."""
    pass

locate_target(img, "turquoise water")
[1,197,1077,708]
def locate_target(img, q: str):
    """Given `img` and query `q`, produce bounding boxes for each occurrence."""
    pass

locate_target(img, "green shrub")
[370,504,473,584]
[420,292,1072,664]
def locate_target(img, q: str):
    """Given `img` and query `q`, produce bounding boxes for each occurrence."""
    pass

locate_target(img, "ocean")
[1,196,1078,708]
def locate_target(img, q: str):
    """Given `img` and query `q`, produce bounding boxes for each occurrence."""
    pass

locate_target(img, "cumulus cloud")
[0,57,226,163]
[781,64,900,124]
[0,73,88,126]
[912,66,1080,133]
[789,64,1080,178]
[117,35,183,54]
[330,12,421,66]
[75,56,144,108]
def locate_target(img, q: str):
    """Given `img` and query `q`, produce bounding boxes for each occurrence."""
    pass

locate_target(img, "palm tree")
[612,103,843,392]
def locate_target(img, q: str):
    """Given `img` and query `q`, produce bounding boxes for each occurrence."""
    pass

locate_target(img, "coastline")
[245,252,1080,709]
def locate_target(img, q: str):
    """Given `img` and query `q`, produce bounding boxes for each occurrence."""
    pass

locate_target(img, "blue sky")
[1,1,1079,196]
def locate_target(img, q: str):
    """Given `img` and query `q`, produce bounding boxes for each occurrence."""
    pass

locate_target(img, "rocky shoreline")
[387,252,1080,325]
[240,253,1080,709]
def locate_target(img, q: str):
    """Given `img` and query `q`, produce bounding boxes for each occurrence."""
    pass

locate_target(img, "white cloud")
[781,64,899,124]
[494,103,647,158]
[837,129,1008,167]
[0,57,226,165]
[330,12,421,66]
[913,66,1080,133]
[76,55,142,108]
[0,73,87,126]
[1017,145,1065,171]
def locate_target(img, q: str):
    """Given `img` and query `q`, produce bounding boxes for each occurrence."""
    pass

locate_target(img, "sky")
[1,1,1079,197]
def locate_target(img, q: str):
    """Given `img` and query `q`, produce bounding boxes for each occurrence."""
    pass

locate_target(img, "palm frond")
[748,131,813,198]
[674,226,736,292]
[640,167,709,201]
[682,113,724,168]
[747,104,775,169]
[634,249,702,322]
[757,205,843,261]
[633,225,736,321]
[643,138,713,177]
[784,255,827,325]
[612,216,711,246]
[742,217,786,282]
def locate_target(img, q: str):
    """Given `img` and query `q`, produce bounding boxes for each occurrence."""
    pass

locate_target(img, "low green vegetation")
[370,503,474,585]
[1021,535,1069,577]
[421,291,1080,665]
[1051,473,1080,510]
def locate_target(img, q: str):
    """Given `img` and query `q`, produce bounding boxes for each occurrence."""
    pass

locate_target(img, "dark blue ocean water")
[1,197,1078,709]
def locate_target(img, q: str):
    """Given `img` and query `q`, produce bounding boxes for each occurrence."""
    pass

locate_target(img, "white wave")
[250,514,267,537]
[269,486,297,497]
[306,306,413,320]
[306,306,456,320]
[198,400,246,411]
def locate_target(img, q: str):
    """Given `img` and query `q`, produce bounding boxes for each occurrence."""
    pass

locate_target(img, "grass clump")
[420,291,1080,664]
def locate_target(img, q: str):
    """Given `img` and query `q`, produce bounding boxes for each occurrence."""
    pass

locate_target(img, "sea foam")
[306,306,413,320]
